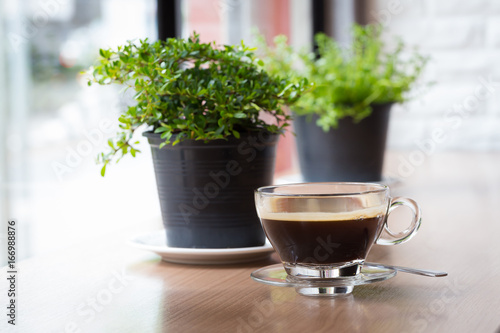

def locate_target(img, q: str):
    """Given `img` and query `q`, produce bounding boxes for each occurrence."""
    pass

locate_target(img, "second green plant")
[258,24,429,131]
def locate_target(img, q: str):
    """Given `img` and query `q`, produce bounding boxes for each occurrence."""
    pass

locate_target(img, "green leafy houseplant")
[257,24,429,131]
[257,24,430,182]
[86,34,308,248]
[87,34,306,175]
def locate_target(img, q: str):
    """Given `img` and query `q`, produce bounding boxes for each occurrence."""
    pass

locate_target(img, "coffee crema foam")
[258,205,387,222]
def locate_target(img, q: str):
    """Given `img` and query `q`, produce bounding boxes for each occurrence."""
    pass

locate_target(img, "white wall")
[370,0,500,151]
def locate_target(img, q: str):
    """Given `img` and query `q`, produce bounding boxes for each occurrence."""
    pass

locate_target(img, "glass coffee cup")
[255,183,421,280]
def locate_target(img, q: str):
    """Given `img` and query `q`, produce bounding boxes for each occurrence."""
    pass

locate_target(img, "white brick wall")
[372,0,500,151]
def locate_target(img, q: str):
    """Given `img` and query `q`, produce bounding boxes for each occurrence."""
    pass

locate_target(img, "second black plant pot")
[294,103,392,182]
[144,131,279,248]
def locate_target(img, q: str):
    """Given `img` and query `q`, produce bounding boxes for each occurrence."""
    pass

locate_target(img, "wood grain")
[1,151,500,333]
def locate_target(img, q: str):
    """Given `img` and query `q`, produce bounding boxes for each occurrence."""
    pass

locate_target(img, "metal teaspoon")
[365,262,448,277]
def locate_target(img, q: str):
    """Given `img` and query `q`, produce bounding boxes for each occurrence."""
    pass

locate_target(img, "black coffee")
[261,212,384,265]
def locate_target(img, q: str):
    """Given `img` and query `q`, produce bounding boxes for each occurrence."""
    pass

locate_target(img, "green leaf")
[154,127,167,133]
[214,125,224,136]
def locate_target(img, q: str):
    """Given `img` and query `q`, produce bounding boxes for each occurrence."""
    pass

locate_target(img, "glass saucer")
[251,263,397,296]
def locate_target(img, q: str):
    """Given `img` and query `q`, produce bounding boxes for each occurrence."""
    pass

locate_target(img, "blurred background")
[1,0,499,264]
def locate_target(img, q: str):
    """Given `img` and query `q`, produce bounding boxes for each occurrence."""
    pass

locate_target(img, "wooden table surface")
[2,151,500,333]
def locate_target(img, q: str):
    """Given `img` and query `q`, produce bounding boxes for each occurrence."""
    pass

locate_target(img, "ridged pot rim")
[143,130,280,148]
[292,102,394,116]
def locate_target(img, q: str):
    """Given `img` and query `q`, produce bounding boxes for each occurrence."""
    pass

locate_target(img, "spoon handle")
[365,262,448,277]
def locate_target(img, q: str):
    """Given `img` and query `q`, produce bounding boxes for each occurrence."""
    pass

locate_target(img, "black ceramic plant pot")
[143,131,279,248]
[294,103,392,182]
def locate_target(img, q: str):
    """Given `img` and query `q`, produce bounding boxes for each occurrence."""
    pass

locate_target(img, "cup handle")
[376,197,422,246]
